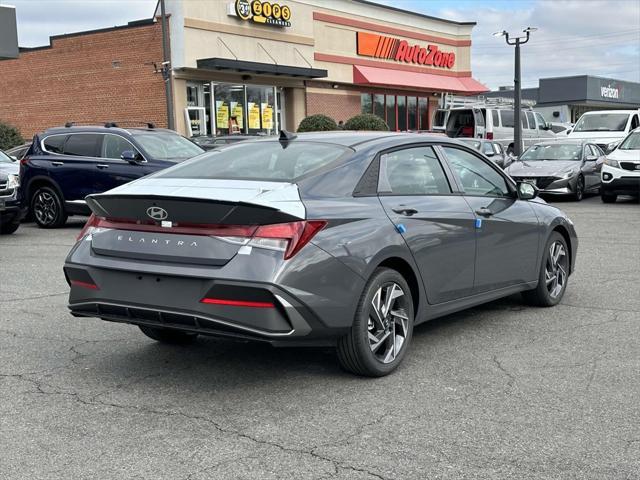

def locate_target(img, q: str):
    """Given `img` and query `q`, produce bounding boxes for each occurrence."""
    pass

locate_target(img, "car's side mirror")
[517,181,538,200]
[121,150,141,164]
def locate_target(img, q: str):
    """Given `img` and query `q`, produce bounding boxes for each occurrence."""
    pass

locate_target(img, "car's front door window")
[378,146,451,195]
[441,146,510,197]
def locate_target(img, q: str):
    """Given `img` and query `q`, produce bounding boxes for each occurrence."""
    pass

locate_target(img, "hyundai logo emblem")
[146,206,168,221]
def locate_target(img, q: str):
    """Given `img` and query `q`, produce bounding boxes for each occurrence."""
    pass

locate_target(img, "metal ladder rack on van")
[442,93,536,110]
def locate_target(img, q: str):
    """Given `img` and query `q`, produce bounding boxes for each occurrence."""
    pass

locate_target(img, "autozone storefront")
[164,0,487,136]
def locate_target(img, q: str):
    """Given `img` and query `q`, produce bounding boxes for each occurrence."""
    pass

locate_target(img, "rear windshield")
[155,141,351,182]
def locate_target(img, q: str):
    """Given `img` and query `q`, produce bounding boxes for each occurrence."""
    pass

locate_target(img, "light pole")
[493,27,537,157]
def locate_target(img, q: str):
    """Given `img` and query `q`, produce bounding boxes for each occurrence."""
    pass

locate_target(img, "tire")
[522,232,570,307]
[138,325,198,345]
[572,175,584,201]
[31,185,67,228]
[337,268,415,377]
[601,191,617,203]
[0,220,20,234]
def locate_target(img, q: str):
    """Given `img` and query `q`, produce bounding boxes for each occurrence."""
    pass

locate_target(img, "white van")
[432,98,556,154]
[568,110,640,153]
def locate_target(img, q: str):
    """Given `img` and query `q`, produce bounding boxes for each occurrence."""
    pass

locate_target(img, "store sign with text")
[234,0,291,27]
[356,31,455,69]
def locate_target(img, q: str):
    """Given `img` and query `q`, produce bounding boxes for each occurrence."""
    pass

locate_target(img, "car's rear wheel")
[522,232,569,307]
[337,268,414,377]
[601,191,617,203]
[138,325,198,345]
[572,175,584,201]
[0,220,20,234]
[32,186,67,228]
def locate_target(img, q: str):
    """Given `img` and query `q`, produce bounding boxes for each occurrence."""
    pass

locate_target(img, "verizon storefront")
[163,0,487,135]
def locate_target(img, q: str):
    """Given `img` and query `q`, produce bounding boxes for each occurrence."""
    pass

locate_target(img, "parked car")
[432,100,556,154]
[0,150,27,234]
[5,142,32,161]
[505,140,604,201]
[20,123,204,228]
[65,131,577,377]
[568,110,640,153]
[600,127,640,203]
[457,138,512,168]
[191,134,256,150]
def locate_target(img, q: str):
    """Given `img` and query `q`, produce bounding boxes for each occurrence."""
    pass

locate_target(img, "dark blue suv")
[20,124,204,228]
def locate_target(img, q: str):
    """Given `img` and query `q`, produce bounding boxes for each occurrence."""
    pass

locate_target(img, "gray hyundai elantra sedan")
[64,132,577,376]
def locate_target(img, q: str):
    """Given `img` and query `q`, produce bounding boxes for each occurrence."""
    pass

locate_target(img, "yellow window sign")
[235,0,291,27]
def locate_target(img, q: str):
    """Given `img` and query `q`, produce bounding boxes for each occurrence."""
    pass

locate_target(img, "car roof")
[41,126,175,136]
[247,131,456,149]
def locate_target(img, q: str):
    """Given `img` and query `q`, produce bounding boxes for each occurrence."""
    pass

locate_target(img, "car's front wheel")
[522,232,570,307]
[139,325,198,345]
[337,268,414,377]
[31,186,67,228]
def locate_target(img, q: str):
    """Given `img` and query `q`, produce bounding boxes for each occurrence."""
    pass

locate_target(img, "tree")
[344,114,389,131]
[0,122,24,150]
[297,114,338,132]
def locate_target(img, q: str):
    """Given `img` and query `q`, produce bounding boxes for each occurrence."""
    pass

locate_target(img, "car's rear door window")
[63,134,101,157]
[378,146,451,195]
[42,135,67,154]
[155,141,350,182]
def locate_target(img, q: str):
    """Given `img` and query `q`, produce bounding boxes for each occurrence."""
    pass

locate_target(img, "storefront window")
[247,85,276,135]
[361,93,373,114]
[213,84,245,136]
[419,98,429,130]
[373,94,385,121]
[386,95,396,131]
[408,97,417,131]
[397,96,407,131]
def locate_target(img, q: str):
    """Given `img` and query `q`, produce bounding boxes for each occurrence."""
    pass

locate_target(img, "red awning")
[353,65,488,95]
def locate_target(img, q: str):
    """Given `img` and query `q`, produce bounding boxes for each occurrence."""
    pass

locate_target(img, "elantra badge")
[146,206,168,221]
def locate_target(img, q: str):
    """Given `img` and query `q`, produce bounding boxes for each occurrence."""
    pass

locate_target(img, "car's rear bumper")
[64,240,365,345]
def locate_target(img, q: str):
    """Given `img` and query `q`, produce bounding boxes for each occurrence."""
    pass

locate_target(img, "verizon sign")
[601,85,620,99]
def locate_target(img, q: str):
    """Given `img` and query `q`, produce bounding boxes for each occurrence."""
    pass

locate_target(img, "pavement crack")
[492,355,516,388]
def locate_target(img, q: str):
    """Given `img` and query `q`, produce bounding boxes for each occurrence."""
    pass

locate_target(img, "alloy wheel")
[367,282,410,364]
[545,241,568,299]
[34,190,58,225]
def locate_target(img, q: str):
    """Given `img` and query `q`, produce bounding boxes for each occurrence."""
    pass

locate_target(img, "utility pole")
[160,0,175,130]
[494,27,537,157]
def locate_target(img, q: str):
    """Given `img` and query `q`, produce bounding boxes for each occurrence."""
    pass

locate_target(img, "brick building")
[1,0,487,138]
[0,19,166,139]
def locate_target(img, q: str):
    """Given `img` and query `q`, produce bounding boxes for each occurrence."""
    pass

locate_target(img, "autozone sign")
[356,31,455,69]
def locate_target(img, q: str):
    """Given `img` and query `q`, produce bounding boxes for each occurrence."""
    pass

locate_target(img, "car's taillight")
[252,221,327,259]
[486,132,494,140]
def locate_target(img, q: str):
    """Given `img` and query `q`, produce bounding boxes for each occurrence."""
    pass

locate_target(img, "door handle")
[51,161,64,166]
[475,207,493,217]
[96,164,109,169]
[392,207,418,216]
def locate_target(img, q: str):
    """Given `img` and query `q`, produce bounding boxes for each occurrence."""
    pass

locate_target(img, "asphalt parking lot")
[1,195,639,480]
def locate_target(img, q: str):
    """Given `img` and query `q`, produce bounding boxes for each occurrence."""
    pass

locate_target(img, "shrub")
[0,122,24,150]
[297,114,338,132]
[344,113,389,131]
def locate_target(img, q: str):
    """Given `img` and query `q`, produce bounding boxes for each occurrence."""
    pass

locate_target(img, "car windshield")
[458,139,481,150]
[618,131,640,150]
[155,141,350,182]
[573,114,629,132]
[0,150,14,163]
[520,144,582,161]
[131,131,204,161]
